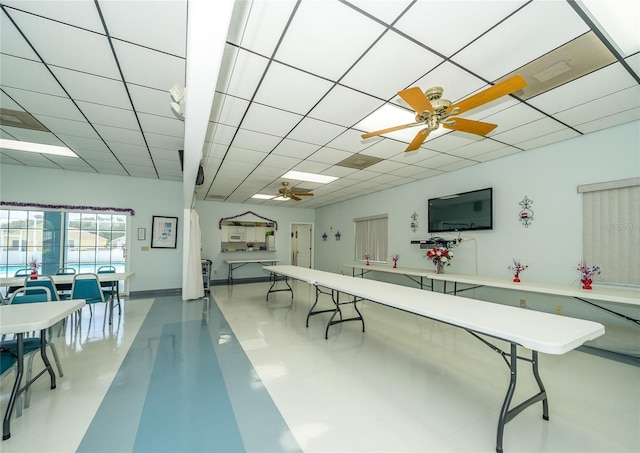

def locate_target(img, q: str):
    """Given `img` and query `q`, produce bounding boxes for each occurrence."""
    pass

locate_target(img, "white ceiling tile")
[0,126,63,146]
[93,125,146,147]
[365,159,406,174]
[528,63,638,114]
[254,62,334,115]
[260,154,300,171]
[424,133,485,153]
[310,85,385,127]
[272,139,320,159]
[448,137,512,159]
[34,115,98,139]
[625,53,640,79]
[211,95,250,127]
[275,1,385,81]
[0,55,66,97]
[1,0,104,33]
[347,0,412,24]
[2,87,83,122]
[128,84,177,119]
[224,147,269,165]
[574,108,640,134]
[51,67,131,110]
[226,0,297,57]
[341,30,443,99]
[396,1,528,57]
[287,118,347,146]
[75,102,138,130]
[0,12,40,59]
[474,146,521,163]
[410,63,489,106]
[492,117,570,144]
[326,129,372,152]
[216,47,270,100]
[360,138,404,159]
[99,0,187,57]
[110,143,150,158]
[478,103,546,135]
[56,134,110,153]
[207,124,237,147]
[144,132,183,151]
[9,9,119,79]
[138,113,184,137]
[554,86,640,127]
[291,161,332,175]
[241,103,302,137]
[231,129,282,153]
[452,1,589,80]
[516,128,581,151]
[112,40,185,91]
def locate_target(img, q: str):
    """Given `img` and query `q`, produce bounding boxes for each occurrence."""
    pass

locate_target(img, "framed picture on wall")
[151,216,178,248]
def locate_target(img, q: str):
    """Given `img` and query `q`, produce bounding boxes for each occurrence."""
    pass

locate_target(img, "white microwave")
[229,233,245,242]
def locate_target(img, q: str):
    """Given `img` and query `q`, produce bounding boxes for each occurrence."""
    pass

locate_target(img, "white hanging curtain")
[184,208,204,300]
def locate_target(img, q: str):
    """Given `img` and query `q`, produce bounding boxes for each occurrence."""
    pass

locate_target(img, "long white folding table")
[264,265,604,453]
[0,299,86,440]
[344,262,433,289]
[224,259,279,286]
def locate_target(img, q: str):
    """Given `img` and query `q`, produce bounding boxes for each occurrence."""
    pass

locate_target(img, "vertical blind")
[579,178,639,286]
[354,215,388,262]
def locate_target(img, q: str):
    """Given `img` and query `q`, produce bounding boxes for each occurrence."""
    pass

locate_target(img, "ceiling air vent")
[335,153,383,170]
[0,108,49,132]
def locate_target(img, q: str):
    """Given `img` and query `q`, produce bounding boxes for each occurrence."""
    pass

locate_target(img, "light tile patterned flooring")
[1,280,638,452]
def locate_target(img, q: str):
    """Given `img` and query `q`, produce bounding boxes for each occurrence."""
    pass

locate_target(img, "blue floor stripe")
[77,296,301,453]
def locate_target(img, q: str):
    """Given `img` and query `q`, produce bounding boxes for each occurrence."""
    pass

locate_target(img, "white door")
[293,223,312,268]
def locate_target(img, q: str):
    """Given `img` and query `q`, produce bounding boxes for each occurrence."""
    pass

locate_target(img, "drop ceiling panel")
[516,128,580,151]
[128,85,177,119]
[215,47,270,100]
[93,125,146,147]
[8,9,119,79]
[112,40,185,90]
[341,30,443,99]
[308,147,353,165]
[479,103,547,134]
[211,95,250,127]
[275,1,385,81]
[230,129,283,153]
[452,1,589,80]
[554,86,640,127]
[34,115,98,139]
[348,0,412,24]
[396,1,528,57]
[138,113,184,137]
[51,67,131,110]
[224,147,269,165]
[144,132,183,150]
[272,139,319,159]
[0,55,66,97]
[0,12,39,59]
[99,1,187,57]
[411,63,490,106]
[474,146,521,163]
[241,103,302,137]
[1,0,104,33]
[253,62,334,115]
[575,108,640,134]
[2,88,84,122]
[492,117,570,144]
[291,160,331,175]
[76,102,139,129]
[309,85,384,127]
[0,126,63,145]
[287,118,348,146]
[56,135,110,153]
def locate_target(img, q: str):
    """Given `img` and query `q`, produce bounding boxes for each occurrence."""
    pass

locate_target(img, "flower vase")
[581,278,592,290]
[513,274,520,283]
[435,262,442,274]
[393,261,397,268]
[30,269,37,280]
[366,259,370,266]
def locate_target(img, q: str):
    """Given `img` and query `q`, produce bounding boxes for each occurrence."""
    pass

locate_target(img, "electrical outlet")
[519,299,527,308]
[214,269,217,275]
[555,305,563,315]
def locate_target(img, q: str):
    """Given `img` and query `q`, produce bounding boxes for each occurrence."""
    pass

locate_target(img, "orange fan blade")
[443,118,497,136]
[398,87,435,114]
[405,127,430,152]
[293,192,313,196]
[290,195,302,201]
[361,121,422,139]
[447,74,527,115]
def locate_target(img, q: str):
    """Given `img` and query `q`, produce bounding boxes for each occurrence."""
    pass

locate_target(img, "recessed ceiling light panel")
[282,170,337,184]
[0,138,78,158]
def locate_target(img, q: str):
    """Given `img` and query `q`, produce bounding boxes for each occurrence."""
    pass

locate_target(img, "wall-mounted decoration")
[335,231,341,241]
[137,228,146,241]
[151,216,178,248]
[518,196,534,228]
[218,210,278,230]
[1,200,135,215]
[410,212,419,232]
[322,232,328,241]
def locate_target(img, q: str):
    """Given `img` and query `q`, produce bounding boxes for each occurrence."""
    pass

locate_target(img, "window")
[354,214,388,262]
[579,177,639,286]
[0,208,127,278]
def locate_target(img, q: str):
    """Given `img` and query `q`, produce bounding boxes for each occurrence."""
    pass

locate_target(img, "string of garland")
[1,201,135,216]
[218,210,278,230]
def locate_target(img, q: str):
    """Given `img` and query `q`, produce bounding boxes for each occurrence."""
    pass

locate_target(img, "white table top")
[0,272,134,287]
[344,262,431,277]
[225,259,280,264]
[0,299,86,334]
[343,263,639,306]
[265,265,605,355]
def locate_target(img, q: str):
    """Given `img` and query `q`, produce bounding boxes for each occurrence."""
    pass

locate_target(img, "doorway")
[290,223,313,269]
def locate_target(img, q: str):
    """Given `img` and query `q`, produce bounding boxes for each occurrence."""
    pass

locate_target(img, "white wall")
[314,121,640,355]
[0,165,183,292]
[195,199,315,282]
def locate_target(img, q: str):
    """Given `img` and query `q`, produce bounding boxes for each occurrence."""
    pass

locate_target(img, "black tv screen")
[428,188,493,233]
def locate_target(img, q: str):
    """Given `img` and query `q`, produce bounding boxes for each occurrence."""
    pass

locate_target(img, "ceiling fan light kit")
[362,74,528,152]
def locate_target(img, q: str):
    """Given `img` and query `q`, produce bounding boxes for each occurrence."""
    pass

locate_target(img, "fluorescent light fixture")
[251,194,275,200]
[0,138,78,157]
[281,170,337,184]
[272,196,290,201]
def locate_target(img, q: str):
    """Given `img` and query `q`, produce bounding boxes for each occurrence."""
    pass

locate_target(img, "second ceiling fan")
[278,182,313,201]
[362,74,527,152]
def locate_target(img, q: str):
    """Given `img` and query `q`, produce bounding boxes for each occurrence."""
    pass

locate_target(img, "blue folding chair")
[0,350,22,418]
[98,266,121,316]
[6,268,31,296]
[2,286,64,408]
[71,273,114,325]
[55,268,76,300]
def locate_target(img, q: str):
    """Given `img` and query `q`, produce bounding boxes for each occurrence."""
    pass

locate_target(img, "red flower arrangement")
[577,262,601,290]
[508,259,528,283]
[426,247,453,273]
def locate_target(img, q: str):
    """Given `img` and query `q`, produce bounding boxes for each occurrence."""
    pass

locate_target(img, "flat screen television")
[428,188,493,233]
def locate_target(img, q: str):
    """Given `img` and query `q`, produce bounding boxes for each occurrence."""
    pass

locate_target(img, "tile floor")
[0,279,638,452]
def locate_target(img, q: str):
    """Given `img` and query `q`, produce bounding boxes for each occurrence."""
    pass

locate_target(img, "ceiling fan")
[278,182,313,201]
[361,74,527,152]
